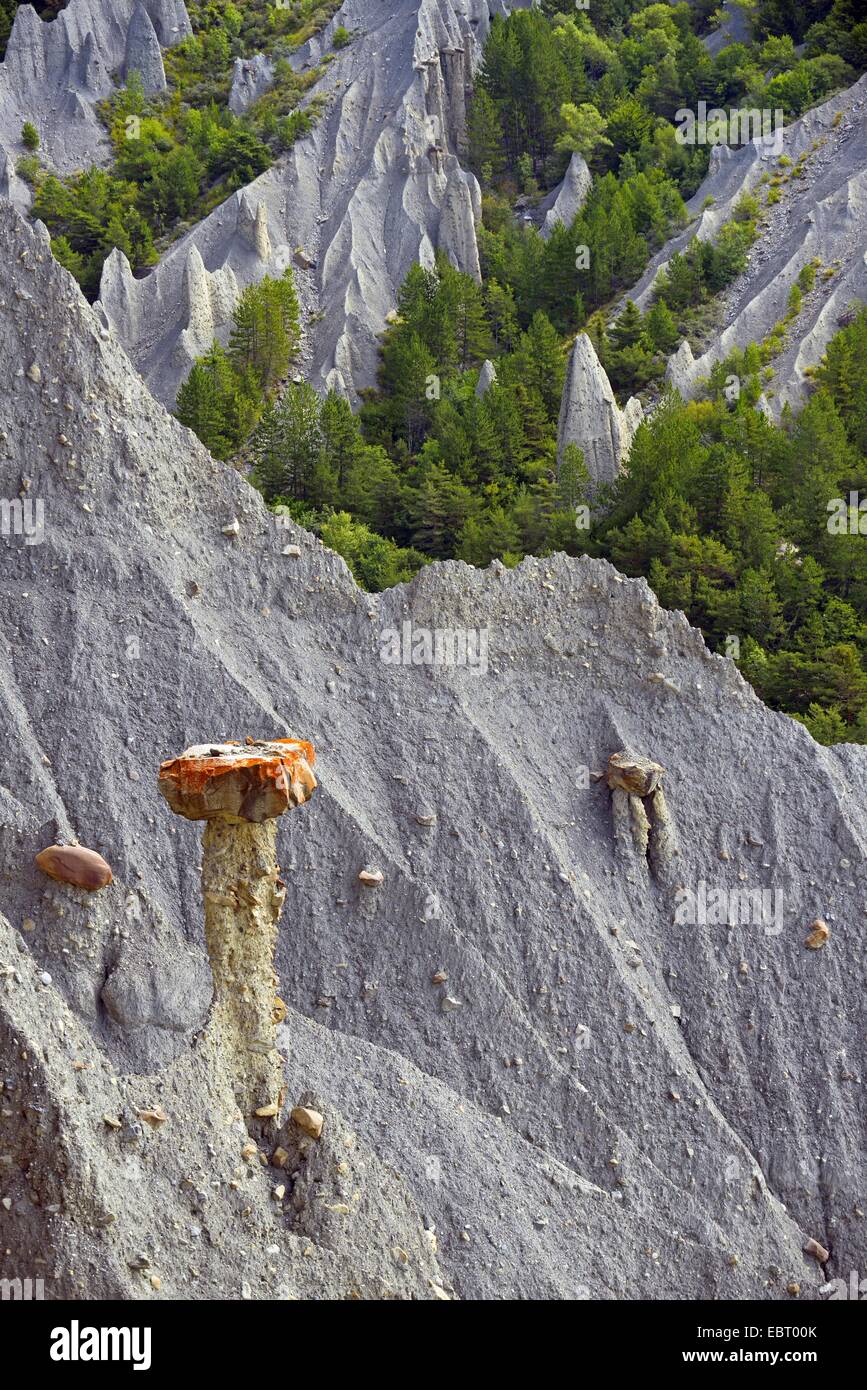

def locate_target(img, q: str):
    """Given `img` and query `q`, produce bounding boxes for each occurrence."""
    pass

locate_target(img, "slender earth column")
[606,750,678,881]
[158,738,317,1123]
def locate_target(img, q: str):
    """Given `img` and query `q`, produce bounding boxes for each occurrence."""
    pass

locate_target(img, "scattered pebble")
[137,1107,167,1129]
[358,867,384,886]
[291,1106,323,1139]
[804,1237,829,1263]
[805,919,829,949]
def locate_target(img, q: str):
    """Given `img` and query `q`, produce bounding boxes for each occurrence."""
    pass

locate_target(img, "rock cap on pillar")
[158,737,316,823]
[606,751,665,797]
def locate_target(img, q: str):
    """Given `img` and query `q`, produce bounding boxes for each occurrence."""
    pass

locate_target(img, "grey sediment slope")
[0,0,191,184]
[1,201,865,1299]
[621,75,867,416]
[95,0,513,407]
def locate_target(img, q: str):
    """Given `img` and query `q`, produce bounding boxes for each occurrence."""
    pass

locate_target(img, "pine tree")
[515,311,565,420]
[583,310,609,364]
[410,463,474,558]
[482,378,532,476]
[396,262,435,328]
[176,357,232,459]
[379,329,437,451]
[540,223,580,333]
[229,271,299,393]
[451,273,492,369]
[251,383,323,501]
[457,505,522,566]
[467,89,506,178]
[554,103,611,162]
[321,391,363,495]
[644,300,680,354]
[797,703,850,746]
[51,235,86,285]
[609,300,646,351]
[485,278,519,351]
[657,251,697,312]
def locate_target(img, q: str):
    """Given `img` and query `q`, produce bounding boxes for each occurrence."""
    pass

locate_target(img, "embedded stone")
[291,1106,323,1138]
[34,844,112,891]
[805,919,829,949]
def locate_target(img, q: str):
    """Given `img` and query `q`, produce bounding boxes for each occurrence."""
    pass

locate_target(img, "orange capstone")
[158,737,317,823]
[35,844,113,891]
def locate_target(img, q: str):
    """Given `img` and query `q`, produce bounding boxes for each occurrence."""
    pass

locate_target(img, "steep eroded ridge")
[95,0,514,406]
[1,201,866,1298]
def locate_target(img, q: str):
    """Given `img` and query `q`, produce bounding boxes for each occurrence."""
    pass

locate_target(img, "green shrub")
[797,262,817,292]
[15,155,41,184]
[732,192,759,224]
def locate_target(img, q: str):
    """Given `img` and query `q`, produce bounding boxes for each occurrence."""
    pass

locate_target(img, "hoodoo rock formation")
[123,1,168,94]
[606,752,679,887]
[0,0,191,175]
[88,0,520,407]
[159,739,317,1123]
[557,332,643,489]
[3,1,866,433]
[228,53,276,117]
[1,197,865,1300]
[539,151,593,240]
